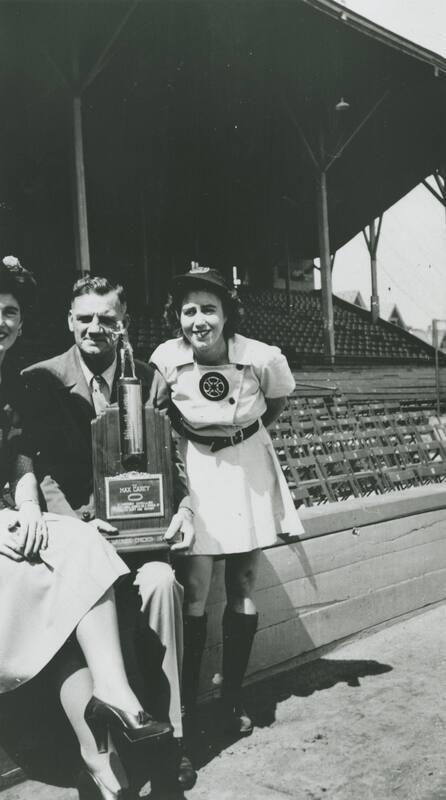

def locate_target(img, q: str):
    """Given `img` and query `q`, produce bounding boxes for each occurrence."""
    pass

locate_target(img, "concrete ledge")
[280,483,446,540]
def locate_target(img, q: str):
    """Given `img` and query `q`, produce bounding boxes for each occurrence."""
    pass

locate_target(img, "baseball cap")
[171,264,231,296]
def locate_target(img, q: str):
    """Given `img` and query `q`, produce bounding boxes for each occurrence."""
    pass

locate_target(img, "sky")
[327,184,446,332]
[339,0,446,59]
[315,1,446,334]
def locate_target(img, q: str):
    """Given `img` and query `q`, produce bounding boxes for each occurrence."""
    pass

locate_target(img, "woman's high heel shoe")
[84,696,172,753]
[78,768,135,800]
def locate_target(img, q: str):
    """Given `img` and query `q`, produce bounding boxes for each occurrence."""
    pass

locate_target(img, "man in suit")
[22,276,196,794]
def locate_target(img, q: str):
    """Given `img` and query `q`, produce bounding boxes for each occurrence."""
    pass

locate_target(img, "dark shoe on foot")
[84,696,173,753]
[236,703,254,736]
[221,699,253,737]
[175,737,197,791]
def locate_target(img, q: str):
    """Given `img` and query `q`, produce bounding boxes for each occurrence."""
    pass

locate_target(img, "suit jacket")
[22,345,186,520]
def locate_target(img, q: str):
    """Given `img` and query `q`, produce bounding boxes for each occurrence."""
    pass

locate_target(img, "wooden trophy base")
[92,405,174,553]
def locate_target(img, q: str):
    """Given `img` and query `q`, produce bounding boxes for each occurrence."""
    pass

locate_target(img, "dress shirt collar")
[77,349,118,394]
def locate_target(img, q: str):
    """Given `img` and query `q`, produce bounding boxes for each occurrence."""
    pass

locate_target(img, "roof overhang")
[0,1,445,284]
[300,0,446,74]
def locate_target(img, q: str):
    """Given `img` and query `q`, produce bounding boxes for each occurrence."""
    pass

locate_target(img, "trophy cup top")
[113,321,137,380]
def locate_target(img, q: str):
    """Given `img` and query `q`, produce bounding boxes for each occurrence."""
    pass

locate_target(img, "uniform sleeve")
[148,365,171,410]
[258,346,296,398]
[149,343,170,382]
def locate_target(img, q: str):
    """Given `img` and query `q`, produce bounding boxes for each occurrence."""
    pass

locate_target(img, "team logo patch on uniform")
[199,372,230,401]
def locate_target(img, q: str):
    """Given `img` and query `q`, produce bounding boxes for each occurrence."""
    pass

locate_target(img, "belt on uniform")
[175,419,260,453]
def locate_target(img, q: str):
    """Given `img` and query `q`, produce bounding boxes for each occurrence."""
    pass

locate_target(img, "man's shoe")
[220,698,253,737]
[175,738,197,791]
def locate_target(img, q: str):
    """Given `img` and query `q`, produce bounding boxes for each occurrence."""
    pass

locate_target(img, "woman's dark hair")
[0,256,37,314]
[164,280,243,340]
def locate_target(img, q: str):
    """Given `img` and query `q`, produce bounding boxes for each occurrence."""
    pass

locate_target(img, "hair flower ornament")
[2,256,24,273]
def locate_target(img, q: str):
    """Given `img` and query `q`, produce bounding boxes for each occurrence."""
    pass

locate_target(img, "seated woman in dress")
[0,256,171,800]
[150,265,304,739]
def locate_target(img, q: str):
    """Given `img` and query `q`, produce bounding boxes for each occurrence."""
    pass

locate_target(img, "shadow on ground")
[0,656,392,799]
[192,657,393,771]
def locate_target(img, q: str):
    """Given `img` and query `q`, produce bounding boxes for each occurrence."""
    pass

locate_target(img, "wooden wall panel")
[199,506,446,697]
[294,364,446,401]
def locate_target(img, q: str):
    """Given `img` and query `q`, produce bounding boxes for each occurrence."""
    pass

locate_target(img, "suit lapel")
[59,346,152,408]
[60,346,95,412]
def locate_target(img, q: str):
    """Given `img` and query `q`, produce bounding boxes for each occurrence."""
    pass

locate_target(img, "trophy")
[91,324,173,553]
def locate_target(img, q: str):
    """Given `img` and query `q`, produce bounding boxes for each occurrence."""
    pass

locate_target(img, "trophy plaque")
[91,326,173,553]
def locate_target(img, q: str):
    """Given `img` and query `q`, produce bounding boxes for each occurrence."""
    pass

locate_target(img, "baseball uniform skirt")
[180,425,304,555]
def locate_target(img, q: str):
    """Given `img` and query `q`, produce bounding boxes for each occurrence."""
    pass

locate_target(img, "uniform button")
[236,364,243,371]
[82,511,92,522]
[229,398,235,405]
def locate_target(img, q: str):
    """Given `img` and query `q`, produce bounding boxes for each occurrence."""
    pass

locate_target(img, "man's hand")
[88,518,119,536]
[7,502,48,559]
[164,507,195,553]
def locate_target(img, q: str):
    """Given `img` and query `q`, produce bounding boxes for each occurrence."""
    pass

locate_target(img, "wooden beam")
[140,186,150,306]
[40,47,71,90]
[80,0,141,93]
[283,99,320,171]
[316,160,335,365]
[433,319,441,416]
[369,219,379,323]
[285,244,292,309]
[434,170,445,196]
[326,89,391,172]
[422,177,445,207]
[364,216,383,323]
[71,94,91,274]
[363,216,383,323]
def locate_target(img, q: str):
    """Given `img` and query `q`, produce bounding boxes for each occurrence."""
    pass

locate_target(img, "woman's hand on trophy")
[164,506,195,552]
[88,518,119,536]
[8,501,48,559]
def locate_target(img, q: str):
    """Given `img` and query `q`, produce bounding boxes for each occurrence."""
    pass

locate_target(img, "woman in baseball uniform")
[150,265,303,736]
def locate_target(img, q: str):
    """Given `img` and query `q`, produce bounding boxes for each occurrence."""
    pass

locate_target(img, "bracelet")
[18,499,40,508]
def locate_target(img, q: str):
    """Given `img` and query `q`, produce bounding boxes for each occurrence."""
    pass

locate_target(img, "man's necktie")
[91,374,109,415]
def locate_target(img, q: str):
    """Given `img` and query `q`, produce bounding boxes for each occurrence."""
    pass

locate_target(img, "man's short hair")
[71,276,127,307]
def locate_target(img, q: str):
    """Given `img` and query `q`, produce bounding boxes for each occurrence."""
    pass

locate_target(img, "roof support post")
[370,252,379,322]
[71,93,91,275]
[45,4,141,277]
[316,164,335,365]
[140,188,150,306]
[432,319,441,416]
[285,243,292,309]
[422,170,446,231]
[422,171,446,207]
[283,102,335,362]
[363,215,383,324]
